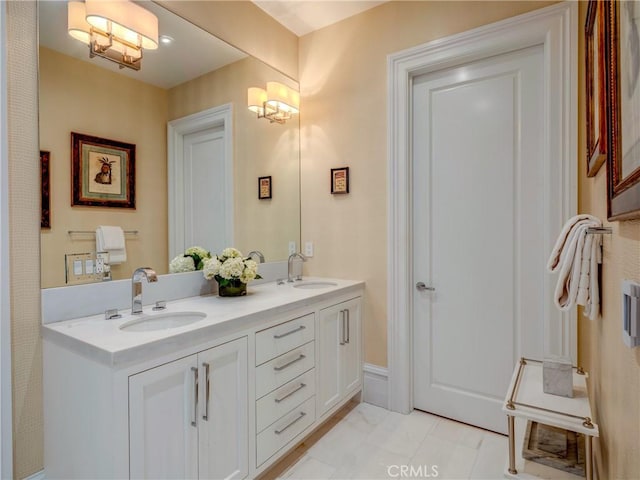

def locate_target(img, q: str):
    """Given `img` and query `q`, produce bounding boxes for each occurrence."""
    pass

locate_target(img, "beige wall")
[39,47,169,288]
[298,0,555,368]
[157,0,298,80]
[168,56,300,262]
[577,2,640,478]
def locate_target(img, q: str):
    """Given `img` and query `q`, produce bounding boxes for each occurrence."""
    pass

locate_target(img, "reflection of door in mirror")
[38,1,300,288]
[169,106,234,259]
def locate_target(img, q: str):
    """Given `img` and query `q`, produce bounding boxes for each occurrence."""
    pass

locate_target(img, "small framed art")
[71,132,136,209]
[331,167,349,194]
[258,175,272,199]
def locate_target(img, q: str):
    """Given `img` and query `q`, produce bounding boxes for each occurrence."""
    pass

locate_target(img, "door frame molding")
[387,2,578,414]
[168,104,234,260]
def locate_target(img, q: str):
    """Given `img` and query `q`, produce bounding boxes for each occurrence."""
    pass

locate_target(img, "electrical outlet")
[304,241,314,257]
[288,241,297,255]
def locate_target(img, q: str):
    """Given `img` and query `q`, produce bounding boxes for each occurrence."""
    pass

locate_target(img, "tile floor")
[260,402,509,480]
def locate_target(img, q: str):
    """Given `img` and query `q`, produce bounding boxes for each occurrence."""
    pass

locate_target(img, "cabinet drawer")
[255,314,315,365]
[255,341,315,399]
[256,396,316,467]
[256,368,315,433]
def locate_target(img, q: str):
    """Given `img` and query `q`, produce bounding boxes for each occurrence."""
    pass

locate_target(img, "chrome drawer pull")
[190,366,198,427]
[339,310,346,345]
[274,383,307,403]
[346,309,350,344]
[202,362,210,421]
[273,354,306,371]
[274,411,306,435]
[273,325,306,339]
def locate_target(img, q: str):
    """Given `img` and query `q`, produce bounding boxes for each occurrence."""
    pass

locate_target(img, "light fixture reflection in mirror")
[67,0,159,71]
[38,0,301,288]
[248,82,300,124]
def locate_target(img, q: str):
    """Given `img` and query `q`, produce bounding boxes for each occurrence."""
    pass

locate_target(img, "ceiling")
[252,0,387,37]
[38,1,247,89]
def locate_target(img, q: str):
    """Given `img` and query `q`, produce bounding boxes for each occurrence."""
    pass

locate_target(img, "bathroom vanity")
[42,278,363,479]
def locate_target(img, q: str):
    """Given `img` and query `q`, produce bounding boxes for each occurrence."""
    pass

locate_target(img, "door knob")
[416,282,435,292]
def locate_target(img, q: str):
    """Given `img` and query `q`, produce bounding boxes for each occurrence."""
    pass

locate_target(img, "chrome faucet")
[247,250,265,263]
[287,253,307,283]
[131,267,158,314]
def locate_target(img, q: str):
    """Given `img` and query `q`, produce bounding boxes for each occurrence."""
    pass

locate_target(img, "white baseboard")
[363,363,388,409]
[23,470,45,480]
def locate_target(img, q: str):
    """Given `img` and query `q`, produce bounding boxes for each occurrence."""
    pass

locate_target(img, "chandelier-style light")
[248,82,300,124]
[68,0,159,71]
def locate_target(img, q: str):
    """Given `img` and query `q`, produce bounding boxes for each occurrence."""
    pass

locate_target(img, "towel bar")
[585,227,612,235]
[68,230,138,236]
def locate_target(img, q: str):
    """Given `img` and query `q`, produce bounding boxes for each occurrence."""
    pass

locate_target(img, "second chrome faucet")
[287,253,307,283]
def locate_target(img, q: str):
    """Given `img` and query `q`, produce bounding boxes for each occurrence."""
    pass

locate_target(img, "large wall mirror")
[38,1,301,288]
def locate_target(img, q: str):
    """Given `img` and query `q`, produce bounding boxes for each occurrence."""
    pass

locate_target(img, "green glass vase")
[217,280,247,297]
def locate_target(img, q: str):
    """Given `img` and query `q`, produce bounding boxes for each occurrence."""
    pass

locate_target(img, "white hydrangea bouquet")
[169,246,211,273]
[203,247,262,297]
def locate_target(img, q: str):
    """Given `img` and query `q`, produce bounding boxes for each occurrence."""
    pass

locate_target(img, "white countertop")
[42,277,364,367]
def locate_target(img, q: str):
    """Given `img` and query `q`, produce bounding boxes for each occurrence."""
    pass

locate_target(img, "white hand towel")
[96,226,127,265]
[547,215,602,319]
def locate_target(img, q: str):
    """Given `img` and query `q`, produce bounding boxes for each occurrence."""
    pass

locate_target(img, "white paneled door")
[183,126,228,254]
[412,46,546,434]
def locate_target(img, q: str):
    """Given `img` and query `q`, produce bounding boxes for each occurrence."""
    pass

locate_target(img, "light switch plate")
[304,241,314,257]
[622,280,640,348]
[288,241,296,255]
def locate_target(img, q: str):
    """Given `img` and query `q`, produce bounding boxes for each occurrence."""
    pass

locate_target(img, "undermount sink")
[119,311,206,332]
[293,281,338,290]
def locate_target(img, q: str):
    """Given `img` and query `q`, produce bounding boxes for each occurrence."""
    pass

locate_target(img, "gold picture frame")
[585,0,607,177]
[71,132,136,209]
[605,0,640,220]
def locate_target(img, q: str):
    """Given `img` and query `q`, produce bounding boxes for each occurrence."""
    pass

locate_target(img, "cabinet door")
[318,303,342,415]
[198,337,248,480]
[129,355,199,479]
[341,299,362,394]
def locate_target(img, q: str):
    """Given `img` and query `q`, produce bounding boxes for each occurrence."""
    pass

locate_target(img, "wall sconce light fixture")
[68,0,158,71]
[248,82,300,124]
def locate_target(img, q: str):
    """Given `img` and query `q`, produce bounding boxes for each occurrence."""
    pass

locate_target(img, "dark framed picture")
[40,150,51,229]
[585,0,607,177]
[71,132,135,209]
[605,0,640,220]
[331,167,349,194]
[258,175,272,199]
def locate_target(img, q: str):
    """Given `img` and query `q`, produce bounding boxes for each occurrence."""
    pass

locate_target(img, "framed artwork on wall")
[331,167,349,194]
[585,0,607,177]
[40,150,51,228]
[71,132,136,209]
[605,0,640,220]
[258,175,272,199]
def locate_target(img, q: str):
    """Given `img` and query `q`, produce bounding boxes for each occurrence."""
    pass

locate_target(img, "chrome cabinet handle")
[191,366,198,427]
[274,411,306,435]
[346,309,350,344]
[339,310,346,345]
[202,362,210,421]
[416,282,435,291]
[273,354,306,371]
[273,325,306,339]
[274,383,306,403]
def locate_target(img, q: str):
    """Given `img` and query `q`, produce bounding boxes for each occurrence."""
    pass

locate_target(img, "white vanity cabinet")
[129,337,248,480]
[43,279,364,479]
[318,297,362,416]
